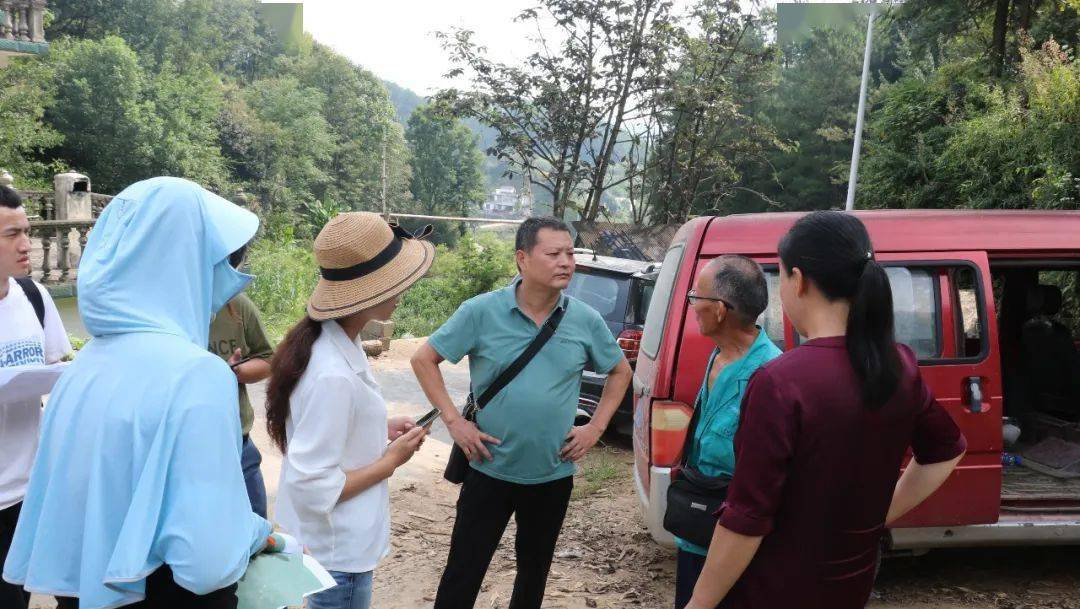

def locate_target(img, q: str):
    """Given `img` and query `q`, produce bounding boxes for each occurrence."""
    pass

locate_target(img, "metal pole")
[845,1,876,212]
[381,125,388,219]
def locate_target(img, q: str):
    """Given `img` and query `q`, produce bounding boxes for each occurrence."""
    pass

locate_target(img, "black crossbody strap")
[680,393,703,466]
[679,350,716,466]
[15,276,45,329]
[476,299,568,409]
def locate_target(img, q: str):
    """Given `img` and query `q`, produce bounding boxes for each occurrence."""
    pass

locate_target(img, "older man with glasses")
[673,255,782,609]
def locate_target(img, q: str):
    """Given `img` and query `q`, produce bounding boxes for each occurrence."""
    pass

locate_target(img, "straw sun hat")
[307,212,435,321]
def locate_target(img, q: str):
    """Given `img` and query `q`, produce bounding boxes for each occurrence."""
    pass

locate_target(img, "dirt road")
[28,339,1080,608]
[363,341,1080,609]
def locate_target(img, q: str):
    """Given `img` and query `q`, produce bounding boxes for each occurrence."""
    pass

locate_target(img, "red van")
[634,210,1080,553]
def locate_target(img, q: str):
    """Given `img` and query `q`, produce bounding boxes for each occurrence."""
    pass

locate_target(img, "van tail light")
[651,400,694,467]
[618,329,643,363]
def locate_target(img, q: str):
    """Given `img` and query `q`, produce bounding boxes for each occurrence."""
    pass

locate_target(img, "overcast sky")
[280,0,779,95]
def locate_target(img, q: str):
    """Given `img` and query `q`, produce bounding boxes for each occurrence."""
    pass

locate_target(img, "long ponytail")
[778,211,901,410]
[266,316,322,452]
[847,259,901,409]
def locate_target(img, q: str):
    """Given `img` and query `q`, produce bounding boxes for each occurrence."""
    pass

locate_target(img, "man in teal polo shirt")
[675,255,782,609]
[412,217,632,609]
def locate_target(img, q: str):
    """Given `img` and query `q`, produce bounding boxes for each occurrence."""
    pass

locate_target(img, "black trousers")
[434,469,573,609]
[0,501,30,609]
[54,566,238,609]
[675,549,722,609]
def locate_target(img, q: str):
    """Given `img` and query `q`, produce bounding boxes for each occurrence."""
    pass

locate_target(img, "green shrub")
[246,230,516,342]
[393,232,517,337]
[246,235,318,341]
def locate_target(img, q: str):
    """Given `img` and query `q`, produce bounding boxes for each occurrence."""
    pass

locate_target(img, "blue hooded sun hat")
[2,177,271,608]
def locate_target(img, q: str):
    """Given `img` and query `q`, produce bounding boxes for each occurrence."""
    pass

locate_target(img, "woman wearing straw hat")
[266,212,434,609]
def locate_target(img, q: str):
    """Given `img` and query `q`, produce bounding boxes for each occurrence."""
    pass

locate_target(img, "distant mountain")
[383,79,511,188]
[382,80,498,151]
[382,79,627,196]
[382,80,426,125]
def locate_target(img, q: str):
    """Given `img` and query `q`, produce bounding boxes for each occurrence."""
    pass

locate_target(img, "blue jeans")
[307,570,373,609]
[241,435,267,519]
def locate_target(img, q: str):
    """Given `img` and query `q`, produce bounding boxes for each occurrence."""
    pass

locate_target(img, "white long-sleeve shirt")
[274,320,390,573]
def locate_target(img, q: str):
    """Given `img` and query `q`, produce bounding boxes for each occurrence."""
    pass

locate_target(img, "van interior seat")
[1020,284,1080,421]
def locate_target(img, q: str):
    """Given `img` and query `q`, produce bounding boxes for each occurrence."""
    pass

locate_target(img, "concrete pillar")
[29,0,44,42]
[53,172,92,275]
[53,172,92,220]
[362,319,395,351]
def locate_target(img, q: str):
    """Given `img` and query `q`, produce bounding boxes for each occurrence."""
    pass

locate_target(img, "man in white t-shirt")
[0,185,71,609]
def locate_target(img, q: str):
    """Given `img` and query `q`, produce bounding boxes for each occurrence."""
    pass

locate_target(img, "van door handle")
[965,377,988,413]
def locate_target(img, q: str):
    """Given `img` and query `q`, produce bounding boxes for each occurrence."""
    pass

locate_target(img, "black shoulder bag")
[662,393,732,548]
[443,301,568,484]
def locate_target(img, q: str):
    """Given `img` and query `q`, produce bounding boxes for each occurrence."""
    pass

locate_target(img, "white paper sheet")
[0,362,69,404]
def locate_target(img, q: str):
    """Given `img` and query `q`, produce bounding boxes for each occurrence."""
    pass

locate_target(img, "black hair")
[267,316,321,453]
[515,216,571,254]
[229,243,249,269]
[0,185,23,210]
[710,255,769,326]
[778,211,900,410]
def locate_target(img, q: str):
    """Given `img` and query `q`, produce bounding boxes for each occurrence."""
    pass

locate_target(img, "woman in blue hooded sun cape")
[2,177,272,609]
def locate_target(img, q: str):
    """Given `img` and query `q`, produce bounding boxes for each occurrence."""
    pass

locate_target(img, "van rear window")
[565,271,627,321]
[641,245,685,359]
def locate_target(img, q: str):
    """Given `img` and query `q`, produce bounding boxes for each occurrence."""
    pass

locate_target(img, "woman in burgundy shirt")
[685,211,967,609]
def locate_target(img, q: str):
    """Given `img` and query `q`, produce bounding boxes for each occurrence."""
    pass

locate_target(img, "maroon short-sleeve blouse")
[715,337,967,609]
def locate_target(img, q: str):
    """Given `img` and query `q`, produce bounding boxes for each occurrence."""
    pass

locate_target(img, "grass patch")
[572,446,626,501]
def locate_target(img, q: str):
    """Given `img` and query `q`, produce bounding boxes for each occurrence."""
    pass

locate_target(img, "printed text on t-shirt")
[0,338,46,367]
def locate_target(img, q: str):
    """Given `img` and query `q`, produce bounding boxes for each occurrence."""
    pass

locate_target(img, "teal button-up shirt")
[676,327,782,555]
[428,281,625,485]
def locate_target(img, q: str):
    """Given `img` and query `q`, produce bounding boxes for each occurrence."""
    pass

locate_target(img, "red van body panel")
[634,210,1080,549]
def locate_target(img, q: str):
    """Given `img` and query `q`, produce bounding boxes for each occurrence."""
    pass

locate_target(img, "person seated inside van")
[674,255,781,609]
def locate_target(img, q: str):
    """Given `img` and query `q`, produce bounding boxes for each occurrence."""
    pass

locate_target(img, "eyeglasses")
[687,290,734,310]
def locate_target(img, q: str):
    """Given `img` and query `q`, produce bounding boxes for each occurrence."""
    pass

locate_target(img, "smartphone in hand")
[229,355,255,370]
[415,408,440,429]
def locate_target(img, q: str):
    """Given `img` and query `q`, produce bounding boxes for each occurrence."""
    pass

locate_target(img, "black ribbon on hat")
[319,222,433,282]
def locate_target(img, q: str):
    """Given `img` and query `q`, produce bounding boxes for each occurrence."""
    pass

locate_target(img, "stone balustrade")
[3,172,111,285]
[0,0,46,45]
[91,193,112,217]
[19,189,52,219]
[19,190,108,221]
[28,219,95,284]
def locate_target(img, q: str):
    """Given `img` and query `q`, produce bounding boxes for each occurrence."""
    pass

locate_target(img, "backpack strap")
[14,276,46,329]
